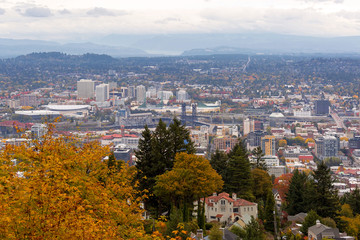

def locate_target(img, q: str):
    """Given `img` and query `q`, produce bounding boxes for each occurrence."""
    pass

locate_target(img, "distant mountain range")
[2,33,360,58]
[0,38,147,58]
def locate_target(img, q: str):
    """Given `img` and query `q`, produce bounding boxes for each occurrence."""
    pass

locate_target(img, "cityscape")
[1,0,360,239]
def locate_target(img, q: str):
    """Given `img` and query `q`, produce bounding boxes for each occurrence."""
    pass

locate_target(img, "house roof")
[308,222,340,238]
[204,192,257,207]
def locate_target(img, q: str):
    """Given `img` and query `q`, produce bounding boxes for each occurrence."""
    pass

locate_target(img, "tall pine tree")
[264,190,275,233]
[225,140,254,200]
[311,162,340,218]
[285,169,308,215]
[135,119,196,217]
[251,146,267,171]
[210,149,228,181]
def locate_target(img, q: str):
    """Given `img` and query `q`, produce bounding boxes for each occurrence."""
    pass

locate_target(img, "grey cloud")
[59,9,71,15]
[86,7,126,17]
[22,7,52,17]
[155,17,181,24]
[0,8,5,15]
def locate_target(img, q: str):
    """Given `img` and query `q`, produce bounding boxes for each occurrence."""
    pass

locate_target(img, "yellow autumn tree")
[278,139,287,147]
[154,153,223,207]
[305,138,315,144]
[0,125,149,239]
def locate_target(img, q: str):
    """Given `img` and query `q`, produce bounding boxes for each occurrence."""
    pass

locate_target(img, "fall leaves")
[0,130,147,239]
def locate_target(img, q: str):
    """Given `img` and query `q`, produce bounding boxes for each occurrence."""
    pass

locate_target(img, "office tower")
[177,90,189,101]
[247,131,266,148]
[95,84,109,102]
[244,118,264,135]
[243,118,251,135]
[136,85,146,103]
[315,136,339,158]
[77,79,95,99]
[108,82,117,90]
[20,94,38,107]
[128,86,135,98]
[157,91,174,100]
[315,100,330,115]
[261,135,276,156]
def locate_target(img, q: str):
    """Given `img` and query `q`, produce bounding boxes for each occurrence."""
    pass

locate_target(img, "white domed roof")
[269,112,284,118]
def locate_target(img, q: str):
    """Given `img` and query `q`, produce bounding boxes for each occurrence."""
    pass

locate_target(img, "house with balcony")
[200,192,258,225]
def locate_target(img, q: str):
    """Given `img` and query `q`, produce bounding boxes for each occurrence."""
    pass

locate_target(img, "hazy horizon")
[0,0,359,43]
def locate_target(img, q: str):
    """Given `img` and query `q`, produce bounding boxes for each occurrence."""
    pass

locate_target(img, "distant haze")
[0,0,359,42]
[1,33,360,58]
[1,0,360,57]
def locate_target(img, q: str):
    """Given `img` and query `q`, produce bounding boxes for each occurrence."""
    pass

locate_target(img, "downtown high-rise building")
[95,84,109,102]
[261,135,276,156]
[77,79,95,99]
[136,85,146,103]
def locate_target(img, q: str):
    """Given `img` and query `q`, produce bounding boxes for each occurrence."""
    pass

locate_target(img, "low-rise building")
[201,192,258,224]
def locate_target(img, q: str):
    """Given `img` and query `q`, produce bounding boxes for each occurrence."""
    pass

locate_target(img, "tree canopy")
[154,153,223,208]
[0,127,147,239]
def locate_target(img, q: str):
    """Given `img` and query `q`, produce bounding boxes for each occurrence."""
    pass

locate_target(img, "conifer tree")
[285,169,308,215]
[168,118,196,159]
[210,149,228,181]
[346,187,360,215]
[264,190,275,233]
[225,141,254,200]
[135,119,196,216]
[300,210,320,235]
[311,162,340,218]
[251,146,267,171]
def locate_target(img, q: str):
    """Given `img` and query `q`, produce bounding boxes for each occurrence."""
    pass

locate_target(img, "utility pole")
[273,206,279,240]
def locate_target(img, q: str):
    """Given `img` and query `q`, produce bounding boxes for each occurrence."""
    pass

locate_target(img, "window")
[251,207,253,211]
[212,208,213,211]
[211,216,216,219]
[233,208,238,213]
[220,207,226,212]
[244,208,246,212]
[215,208,217,212]
[220,200,226,205]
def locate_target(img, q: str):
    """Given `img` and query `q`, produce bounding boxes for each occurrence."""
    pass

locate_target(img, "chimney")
[316,220,321,226]
[196,229,203,240]
[213,192,217,196]
[121,125,125,136]
[232,193,237,200]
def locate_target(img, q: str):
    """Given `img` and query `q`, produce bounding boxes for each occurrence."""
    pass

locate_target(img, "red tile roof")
[204,192,256,207]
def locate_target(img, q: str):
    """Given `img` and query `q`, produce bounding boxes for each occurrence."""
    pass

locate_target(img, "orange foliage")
[0,125,149,239]
[273,173,293,202]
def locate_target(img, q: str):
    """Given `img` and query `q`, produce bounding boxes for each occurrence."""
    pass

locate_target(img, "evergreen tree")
[243,217,265,240]
[285,169,308,215]
[210,149,228,181]
[135,119,197,217]
[225,141,254,200]
[311,162,340,218]
[166,206,183,236]
[152,119,173,171]
[300,210,320,236]
[168,118,196,159]
[134,125,161,214]
[251,146,267,171]
[264,190,275,233]
[346,187,360,215]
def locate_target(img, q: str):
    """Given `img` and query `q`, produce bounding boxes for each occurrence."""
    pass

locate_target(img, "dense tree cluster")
[0,126,148,239]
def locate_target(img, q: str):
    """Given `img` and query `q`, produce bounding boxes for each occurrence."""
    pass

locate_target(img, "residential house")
[201,192,258,224]
[308,220,340,240]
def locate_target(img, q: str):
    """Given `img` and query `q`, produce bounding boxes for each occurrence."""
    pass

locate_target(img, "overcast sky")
[0,0,360,41]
